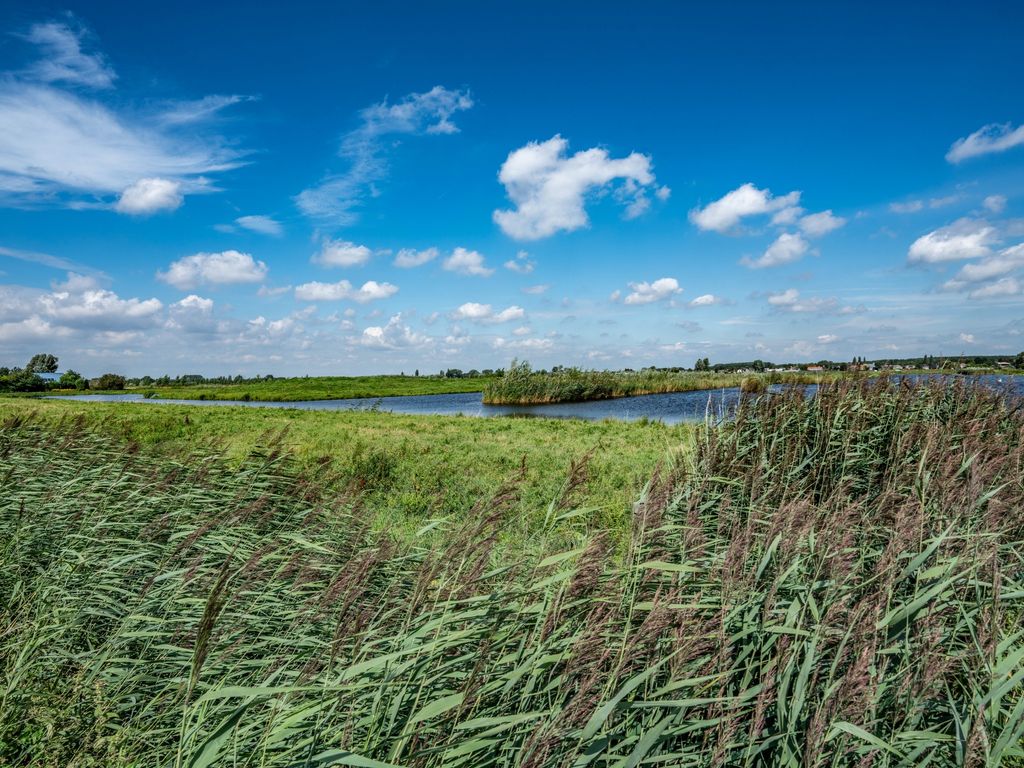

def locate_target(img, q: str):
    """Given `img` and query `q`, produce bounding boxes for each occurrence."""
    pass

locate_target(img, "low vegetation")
[2,379,1021,766]
[483,360,826,404]
[87,374,497,402]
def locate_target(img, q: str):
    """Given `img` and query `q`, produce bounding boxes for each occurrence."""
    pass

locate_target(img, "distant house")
[806,365,825,372]
[997,361,1012,368]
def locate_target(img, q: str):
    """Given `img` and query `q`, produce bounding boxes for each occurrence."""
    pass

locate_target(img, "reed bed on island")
[482,361,824,404]
[1,379,1022,767]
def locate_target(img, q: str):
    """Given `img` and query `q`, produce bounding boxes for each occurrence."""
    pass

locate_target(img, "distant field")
[65,374,496,402]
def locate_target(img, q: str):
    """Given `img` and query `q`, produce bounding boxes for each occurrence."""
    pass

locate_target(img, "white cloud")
[443,247,493,276]
[622,277,681,305]
[158,250,268,289]
[742,232,810,269]
[799,210,846,237]
[688,293,725,307]
[689,183,800,233]
[771,206,804,225]
[767,288,800,306]
[908,218,997,263]
[294,279,398,303]
[296,86,473,223]
[522,283,550,295]
[946,123,1024,163]
[313,238,372,268]
[943,244,1024,286]
[235,215,283,236]
[20,22,116,89]
[959,332,975,344]
[451,302,525,323]
[889,200,925,214]
[0,26,245,211]
[493,135,659,240]
[504,250,535,274]
[968,276,1021,300]
[493,336,554,351]
[115,178,183,215]
[817,333,839,344]
[393,247,439,268]
[983,195,1007,214]
[361,313,428,349]
[889,196,960,214]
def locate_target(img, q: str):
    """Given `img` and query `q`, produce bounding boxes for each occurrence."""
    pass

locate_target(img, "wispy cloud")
[296,86,473,224]
[946,122,1024,163]
[0,20,249,212]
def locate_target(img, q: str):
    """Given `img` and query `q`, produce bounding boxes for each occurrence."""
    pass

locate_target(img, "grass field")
[2,379,1021,766]
[62,374,497,402]
[0,396,681,542]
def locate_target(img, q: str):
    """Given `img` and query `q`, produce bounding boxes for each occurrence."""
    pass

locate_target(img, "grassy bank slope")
[2,379,1021,766]
[68,374,495,402]
[483,364,826,404]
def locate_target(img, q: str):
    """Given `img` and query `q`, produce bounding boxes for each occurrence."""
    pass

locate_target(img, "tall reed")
[1,379,1022,766]
[482,361,824,404]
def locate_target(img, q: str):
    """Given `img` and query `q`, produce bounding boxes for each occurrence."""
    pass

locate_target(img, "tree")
[58,370,87,390]
[26,353,58,373]
[1014,351,1024,370]
[96,373,126,390]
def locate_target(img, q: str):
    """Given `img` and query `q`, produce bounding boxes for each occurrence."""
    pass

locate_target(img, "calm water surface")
[45,374,1024,425]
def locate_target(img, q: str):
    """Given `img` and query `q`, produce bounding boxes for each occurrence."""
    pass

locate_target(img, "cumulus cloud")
[235,215,283,236]
[361,313,428,349]
[942,243,1024,298]
[313,238,373,268]
[688,293,725,307]
[742,232,810,269]
[504,250,535,274]
[959,332,975,344]
[967,276,1021,299]
[493,135,660,240]
[908,218,997,263]
[296,86,473,224]
[983,195,1007,214]
[0,22,246,212]
[766,288,858,314]
[0,272,163,344]
[294,279,398,303]
[689,183,800,233]
[393,247,439,268]
[798,210,846,237]
[443,247,493,276]
[946,122,1024,163]
[115,178,183,214]
[621,277,681,305]
[451,302,525,323]
[158,250,268,289]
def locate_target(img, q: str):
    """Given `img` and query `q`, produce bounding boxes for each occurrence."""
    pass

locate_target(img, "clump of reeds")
[483,359,820,404]
[1,378,1022,767]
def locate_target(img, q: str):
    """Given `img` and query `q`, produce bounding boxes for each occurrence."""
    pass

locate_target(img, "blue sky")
[1,1,1023,376]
